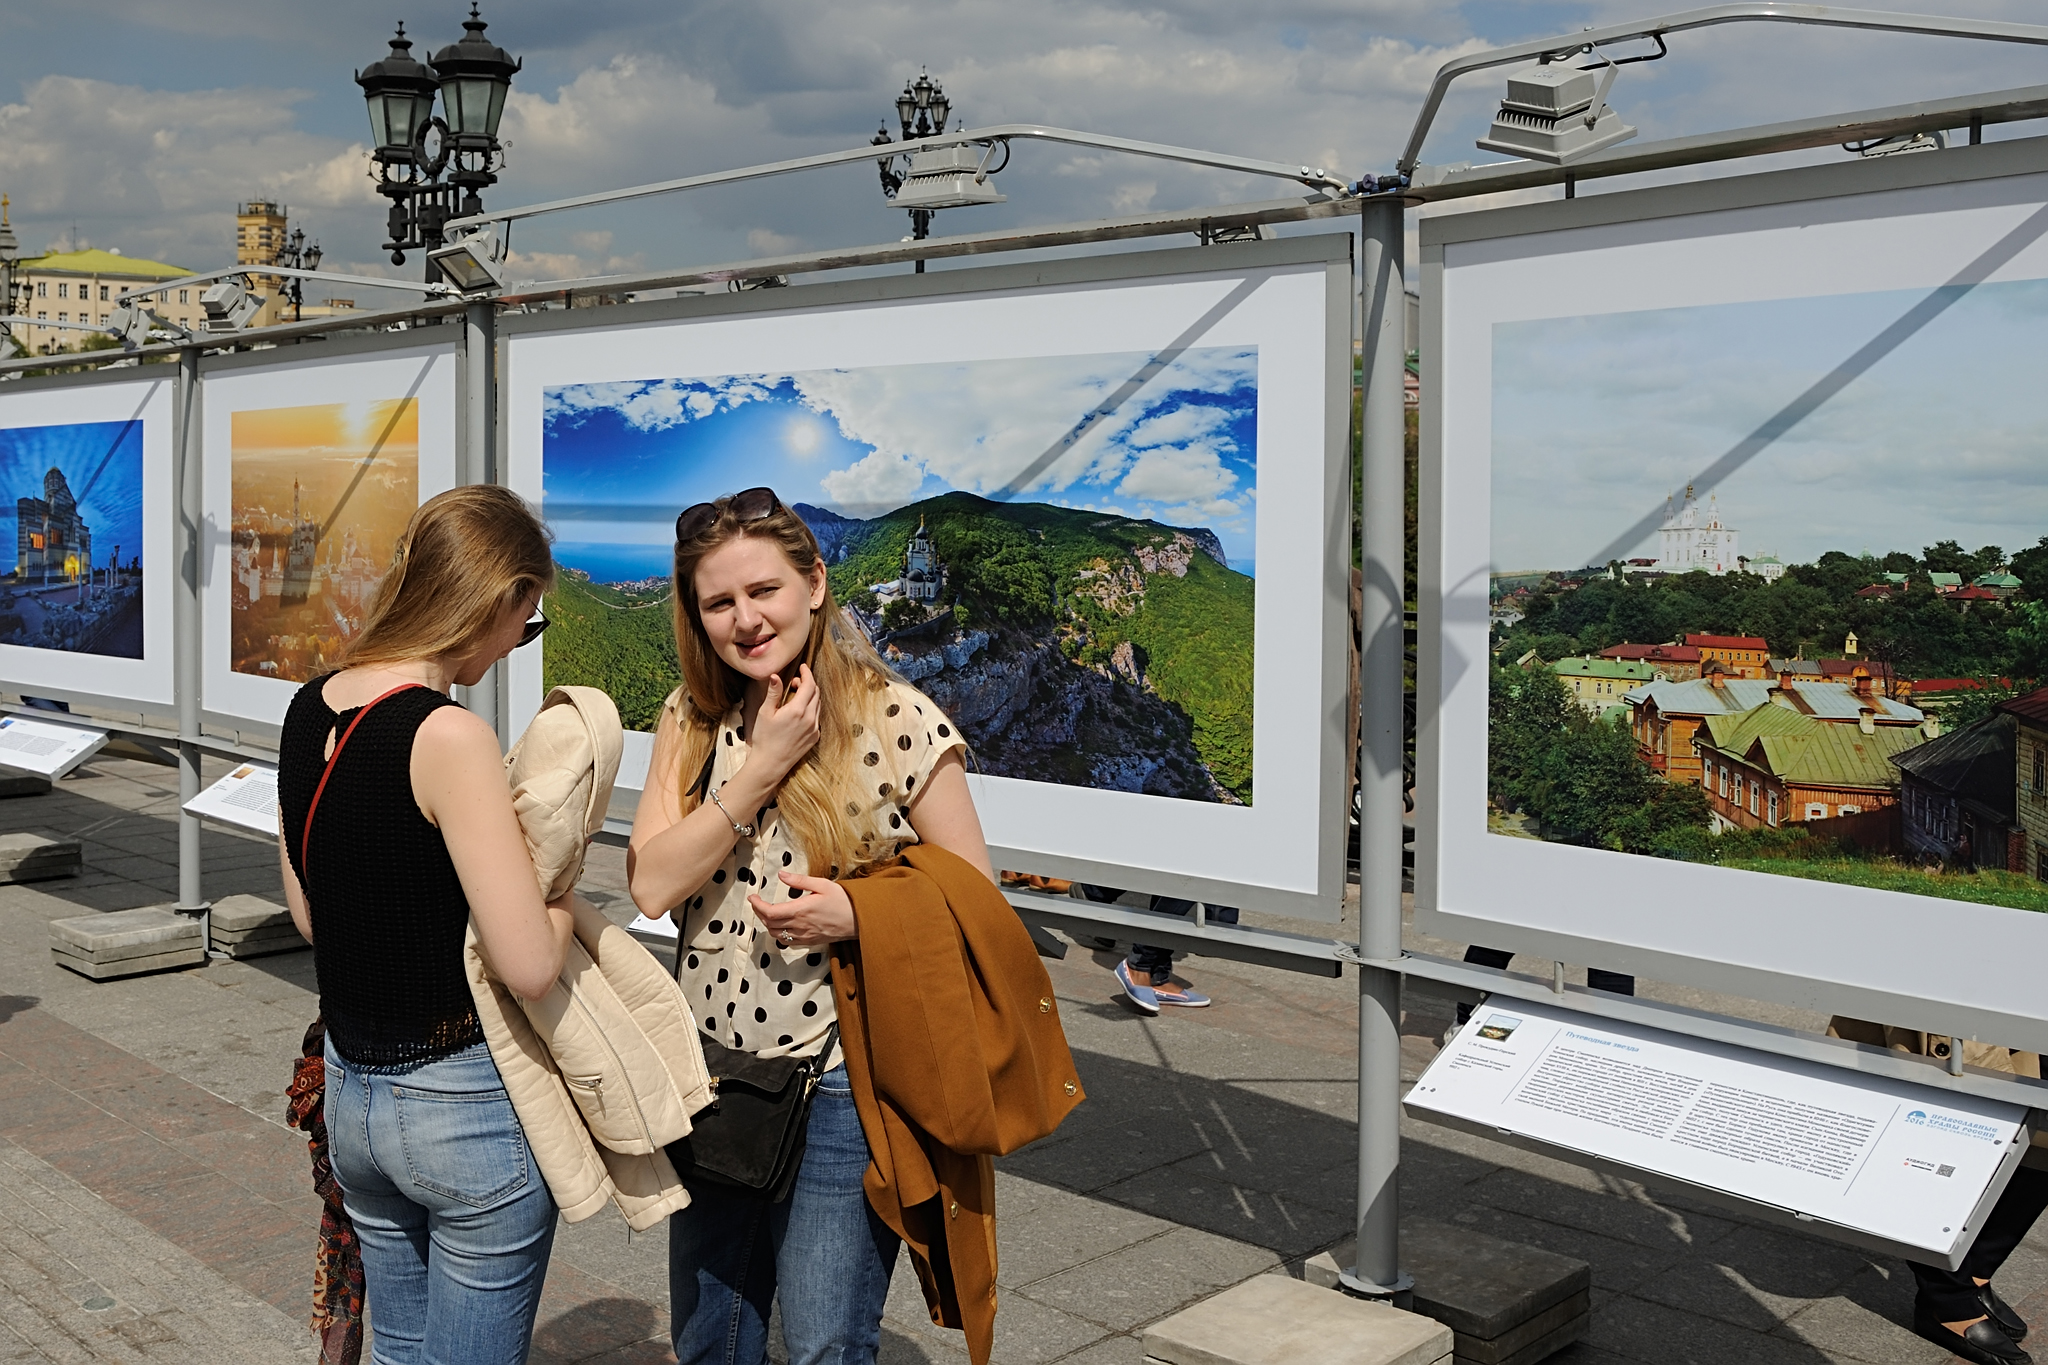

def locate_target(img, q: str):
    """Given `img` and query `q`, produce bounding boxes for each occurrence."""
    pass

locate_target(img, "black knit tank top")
[279,675,484,1067]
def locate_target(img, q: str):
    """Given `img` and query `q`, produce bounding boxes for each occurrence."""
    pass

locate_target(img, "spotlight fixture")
[889,144,1008,212]
[199,277,263,331]
[425,227,506,292]
[1475,56,1635,165]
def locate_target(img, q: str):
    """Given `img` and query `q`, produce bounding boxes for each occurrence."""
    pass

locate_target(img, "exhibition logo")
[1903,1109,2002,1143]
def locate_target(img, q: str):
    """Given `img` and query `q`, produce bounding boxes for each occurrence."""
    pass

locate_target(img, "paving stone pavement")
[0,752,2039,1362]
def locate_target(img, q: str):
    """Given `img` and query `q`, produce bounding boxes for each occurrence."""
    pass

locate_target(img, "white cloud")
[1116,442,1239,504]
[819,448,926,515]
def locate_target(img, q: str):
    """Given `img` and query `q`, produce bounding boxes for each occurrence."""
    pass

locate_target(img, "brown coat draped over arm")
[833,843,1085,1365]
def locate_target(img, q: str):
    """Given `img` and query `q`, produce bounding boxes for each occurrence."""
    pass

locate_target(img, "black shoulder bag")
[666,742,841,1202]
[665,1024,839,1203]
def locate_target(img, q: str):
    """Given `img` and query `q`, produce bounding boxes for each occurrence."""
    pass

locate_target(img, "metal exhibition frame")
[1416,135,2048,1049]
[3,28,2048,1303]
[195,332,462,742]
[497,236,1354,922]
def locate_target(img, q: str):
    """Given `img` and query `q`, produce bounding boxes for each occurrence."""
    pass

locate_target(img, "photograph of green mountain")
[540,346,1257,803]
[1489,276,2048,913]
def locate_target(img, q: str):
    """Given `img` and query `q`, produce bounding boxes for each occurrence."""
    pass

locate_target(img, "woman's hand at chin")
[750,871,855,946]
[748,664,822,784]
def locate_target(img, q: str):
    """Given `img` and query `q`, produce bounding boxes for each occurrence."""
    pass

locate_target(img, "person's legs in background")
[1909,1165,2048,1364]
[1079,885,1237,1013]
[669,1179,776,1365]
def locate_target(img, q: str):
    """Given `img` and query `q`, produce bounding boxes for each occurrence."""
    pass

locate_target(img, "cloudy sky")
[1491,275,2048,572]
[542,346,1258,582]
[1,1,2043,304]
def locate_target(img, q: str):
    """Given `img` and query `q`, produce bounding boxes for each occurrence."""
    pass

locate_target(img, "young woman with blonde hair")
[277,485,574,1365]
[627,486,994,1365]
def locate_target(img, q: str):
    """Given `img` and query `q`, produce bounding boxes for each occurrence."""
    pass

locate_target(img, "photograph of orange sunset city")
[229,398,418,683]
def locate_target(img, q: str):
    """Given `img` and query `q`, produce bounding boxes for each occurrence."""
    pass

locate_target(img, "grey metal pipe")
[172,349,209,932]
[1345,195,1412,1300]
[461,299,502,741]
[1396,3,2048,174]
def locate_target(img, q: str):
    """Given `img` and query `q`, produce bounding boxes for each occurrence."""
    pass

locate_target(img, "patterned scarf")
[285,1017,365,1365]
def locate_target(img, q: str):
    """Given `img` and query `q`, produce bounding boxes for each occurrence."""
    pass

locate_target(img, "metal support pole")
[172,350,211,942]
[460,299,503,742]
[1344,194,1412,1300]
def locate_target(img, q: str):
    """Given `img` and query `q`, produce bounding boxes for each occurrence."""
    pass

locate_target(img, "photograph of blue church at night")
[0,420,144,658]
[539,346,1259,803]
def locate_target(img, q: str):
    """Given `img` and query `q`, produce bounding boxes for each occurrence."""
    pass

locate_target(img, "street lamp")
[872,72,1006,271]
[271,226,323,321]
[356,7,520,278]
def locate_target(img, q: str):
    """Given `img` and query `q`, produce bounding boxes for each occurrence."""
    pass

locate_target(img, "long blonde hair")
[669,493,896,877]
[345,486,555,667]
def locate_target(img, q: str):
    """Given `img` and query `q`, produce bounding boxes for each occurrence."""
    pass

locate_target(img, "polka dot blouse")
[665,679,967,1063]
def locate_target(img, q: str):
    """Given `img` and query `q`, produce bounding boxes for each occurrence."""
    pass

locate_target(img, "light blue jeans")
[323,1039,557,1365]
[669,1065,901,1365]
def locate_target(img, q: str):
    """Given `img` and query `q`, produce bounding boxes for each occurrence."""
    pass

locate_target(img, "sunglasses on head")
[675,486,782,544]
[517,612,550,648]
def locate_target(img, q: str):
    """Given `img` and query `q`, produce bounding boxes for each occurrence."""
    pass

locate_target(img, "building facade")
[15,466,90,581]
[1550,656,1657,715]
[1599,641,1702,681]
[1893,714,2022,871]
[1694,702,1926,834]
[1998,689,2048,882]
[1655,487,1740,575]
[7,248,192,353]
[1686,633,1771,678]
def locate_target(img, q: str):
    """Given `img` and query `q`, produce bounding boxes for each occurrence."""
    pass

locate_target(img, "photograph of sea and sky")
[0,419,144,658]
[230,399,419,683]
[1489,275,2048,913]
[541,346,1257,803]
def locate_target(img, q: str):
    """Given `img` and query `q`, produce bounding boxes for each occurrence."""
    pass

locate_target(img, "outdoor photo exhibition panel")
[1417,138,2048,1047]
[0,369,175,711]
[199,338,459,734]
[504,237,1353,920]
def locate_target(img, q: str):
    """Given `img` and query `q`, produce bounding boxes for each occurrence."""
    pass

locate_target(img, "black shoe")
[1982,1283,2031,1344]
[1914,1306,2033,1364]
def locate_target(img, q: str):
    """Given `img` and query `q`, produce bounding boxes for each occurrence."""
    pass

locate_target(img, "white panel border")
[0,375,174,708]
[1418,147,2048,1046]
[504,246,1350,919]
[200,343,458,730]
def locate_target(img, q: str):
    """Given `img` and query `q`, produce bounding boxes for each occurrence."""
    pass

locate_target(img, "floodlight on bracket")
[115,262,465,334]
[1476,51,1637,165]
[1393,3,2048,180]
[425,227,507,293]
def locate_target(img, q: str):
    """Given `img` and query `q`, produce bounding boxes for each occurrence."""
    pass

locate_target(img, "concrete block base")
[0,832,81,883]
[1143,1274,1452,1365]
[1305,1223,1590,1365]
[208,894,305,957]
[50,907,204,981]
[0,773,52,798]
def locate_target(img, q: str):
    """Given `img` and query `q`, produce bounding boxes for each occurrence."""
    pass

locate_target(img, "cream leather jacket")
[465,686,713,1230]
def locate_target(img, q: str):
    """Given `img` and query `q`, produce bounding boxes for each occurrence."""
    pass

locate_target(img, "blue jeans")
[669,1065,901,1365]
[323,1040,557,1365]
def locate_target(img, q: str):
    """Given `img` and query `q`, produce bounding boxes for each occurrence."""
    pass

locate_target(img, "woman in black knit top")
[276,486,573,1365]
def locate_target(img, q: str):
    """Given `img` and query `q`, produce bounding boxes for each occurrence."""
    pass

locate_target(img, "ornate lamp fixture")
[356,8,520,279]
[871,72,1006,269]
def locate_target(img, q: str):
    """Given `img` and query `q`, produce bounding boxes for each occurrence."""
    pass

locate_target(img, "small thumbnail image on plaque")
[1475,1015,1522,1042]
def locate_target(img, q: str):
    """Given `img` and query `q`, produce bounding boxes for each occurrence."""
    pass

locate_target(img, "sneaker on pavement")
[1114,960,1160,1015]
[1153,982,1212,1008]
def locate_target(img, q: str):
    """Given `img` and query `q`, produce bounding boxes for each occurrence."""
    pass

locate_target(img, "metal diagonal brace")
[445,124,1349,234]
[1397,4,2048,176]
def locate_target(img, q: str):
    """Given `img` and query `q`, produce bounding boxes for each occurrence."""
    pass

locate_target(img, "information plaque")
[0,715,108,779]
[1407,998,2034,1267]
[182,762,279,837]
